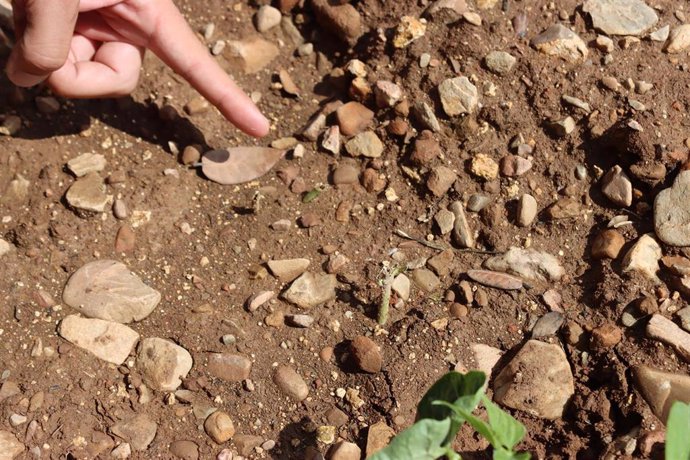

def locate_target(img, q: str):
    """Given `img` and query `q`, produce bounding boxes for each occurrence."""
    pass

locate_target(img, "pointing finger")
[148,0,270,138]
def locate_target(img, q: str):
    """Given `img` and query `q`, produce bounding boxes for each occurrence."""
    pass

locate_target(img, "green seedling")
[666,401,690,460]
[371,371,530,460]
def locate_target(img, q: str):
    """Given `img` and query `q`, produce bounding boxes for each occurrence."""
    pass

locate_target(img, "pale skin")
[6,0,270,138]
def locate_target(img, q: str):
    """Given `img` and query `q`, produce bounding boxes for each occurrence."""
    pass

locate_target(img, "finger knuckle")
[21,47,65,73]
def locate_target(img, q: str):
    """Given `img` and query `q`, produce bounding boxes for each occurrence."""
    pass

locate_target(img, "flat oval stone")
[62,260,161,323]
[201,147,284,185]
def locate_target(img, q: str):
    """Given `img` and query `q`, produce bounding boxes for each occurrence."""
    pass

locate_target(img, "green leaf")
[494,449,531,460]
[416,371,486,445]
[454,406,499,447]
[368,418,453,460]
[483,396,526,450]
[666,401,690,460]
[417,371,487,419]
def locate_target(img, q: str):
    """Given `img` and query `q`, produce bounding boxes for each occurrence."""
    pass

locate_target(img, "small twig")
[395,229,448,251]
[394,229,498,255]
[378,265,405,325]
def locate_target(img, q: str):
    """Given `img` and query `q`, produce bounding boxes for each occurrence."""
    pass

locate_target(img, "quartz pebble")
[601,165,632,207]
[622,234,661,282]
[255,5,281,33]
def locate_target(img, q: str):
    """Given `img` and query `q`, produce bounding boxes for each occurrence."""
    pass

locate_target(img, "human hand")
[6,0,270,137]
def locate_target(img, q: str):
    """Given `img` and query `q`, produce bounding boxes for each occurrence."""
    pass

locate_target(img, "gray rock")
[255,5,281,32]
[273,365,309,401]
[111,414,157,451]
[59,315,139,365]
[484,247,564,283]
[650,25,670,42]
[1,174,29,207]
[391,273,410,301]
[449,201,474,248]
[601,165,633,207]
[63,260,161,323]
[267,258,310,282]
[110,443,132,458]
[531,24,588,62]
[137,338,193,391]
[345,131,384,158]
[549,117,576,137]
[169,440,199,460]
[622,234,661,282]
[470,343,503,377]
[494,340,574,419]
[410,268,441,293]
[634,365,690,421]
[434,209,455,235]
[655,170,690,246]
[328,440,362,460]
[113,199,128,219]
[283,272,337,308]
[412,101,441,132]
[532,312,565,338]
[204,411,235,443]
[285,314,315,328]
[438,76,478,116]
[65,172,111,212]
[677,307,690,332]
[0,238,13,257]
[665,24,690,53]
[583,0,658,36]
[424,0,468,23]
[646,314,690,363]
[484,51,516,75]
[0,430,24,460]
[517,194,538,227]
[467,194,491,212]
[67,153,107,177]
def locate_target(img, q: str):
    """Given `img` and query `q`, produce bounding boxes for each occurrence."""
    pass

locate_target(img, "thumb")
[6,0,80,87]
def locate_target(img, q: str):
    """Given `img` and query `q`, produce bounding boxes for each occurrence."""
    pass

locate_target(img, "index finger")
[149,1,270,138]
[6,0,79,87]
